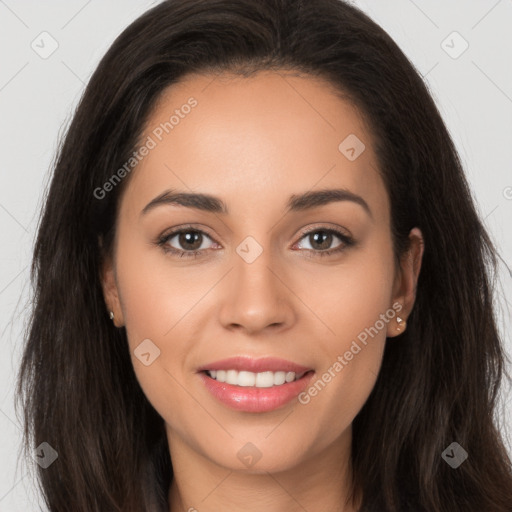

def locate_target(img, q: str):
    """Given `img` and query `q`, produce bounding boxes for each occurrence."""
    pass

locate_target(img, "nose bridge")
[218,232,294,332]
[237,239,278,293]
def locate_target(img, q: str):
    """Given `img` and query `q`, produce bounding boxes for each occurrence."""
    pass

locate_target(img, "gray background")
[1,0,511,509]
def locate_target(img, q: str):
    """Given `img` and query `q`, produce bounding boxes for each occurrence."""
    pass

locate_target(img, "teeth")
[206,369,306,387]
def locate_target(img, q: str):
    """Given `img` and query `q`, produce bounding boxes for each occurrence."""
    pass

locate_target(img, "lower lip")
[198,371,315,413]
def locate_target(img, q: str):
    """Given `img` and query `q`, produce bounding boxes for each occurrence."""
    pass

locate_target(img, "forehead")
[123,70,387,220]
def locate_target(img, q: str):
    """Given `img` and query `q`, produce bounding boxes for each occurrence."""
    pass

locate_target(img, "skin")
[101,70,424,512]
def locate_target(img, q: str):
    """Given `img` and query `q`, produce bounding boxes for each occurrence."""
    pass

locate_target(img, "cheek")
[294,234,395,433]
[112,234,200,413]
[115,229,204,344]
[300,232,396,348]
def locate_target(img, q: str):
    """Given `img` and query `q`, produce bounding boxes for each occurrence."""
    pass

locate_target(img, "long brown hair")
[16,0,512,510]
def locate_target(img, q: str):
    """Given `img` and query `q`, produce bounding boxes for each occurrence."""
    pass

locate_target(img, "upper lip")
[197,356,313,374]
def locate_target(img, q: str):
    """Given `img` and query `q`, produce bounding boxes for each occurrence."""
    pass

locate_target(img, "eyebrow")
[141,188,372,218]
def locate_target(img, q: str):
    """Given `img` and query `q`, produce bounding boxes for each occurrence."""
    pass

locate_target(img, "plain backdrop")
[0,1,511,510]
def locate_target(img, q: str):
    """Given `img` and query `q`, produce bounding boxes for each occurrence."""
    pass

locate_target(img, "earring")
[396,316,407,332]
[109,311,115,321]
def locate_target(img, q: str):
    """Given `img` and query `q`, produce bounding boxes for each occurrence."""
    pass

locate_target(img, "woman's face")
[102,70,423,474]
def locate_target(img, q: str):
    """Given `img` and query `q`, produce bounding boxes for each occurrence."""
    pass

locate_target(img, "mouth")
[202,369,313,387]
[197,357,315,412]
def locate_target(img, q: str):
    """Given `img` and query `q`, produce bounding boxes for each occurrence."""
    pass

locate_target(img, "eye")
[294,227,354,257]
[157,226,218,258]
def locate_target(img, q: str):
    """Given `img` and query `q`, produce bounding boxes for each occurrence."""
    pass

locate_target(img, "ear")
[99,239,124,327]
[386,227,424,338]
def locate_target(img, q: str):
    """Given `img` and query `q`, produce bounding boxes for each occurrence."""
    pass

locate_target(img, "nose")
[218,245,296,335]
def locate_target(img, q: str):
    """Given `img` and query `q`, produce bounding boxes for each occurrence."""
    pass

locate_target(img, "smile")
[205,369,308,387]
[197,356,315,413]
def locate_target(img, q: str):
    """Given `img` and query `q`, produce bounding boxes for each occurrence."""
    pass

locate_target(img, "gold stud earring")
[396,316,407,332]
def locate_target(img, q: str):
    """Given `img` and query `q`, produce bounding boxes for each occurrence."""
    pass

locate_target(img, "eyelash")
[156,224,355,259]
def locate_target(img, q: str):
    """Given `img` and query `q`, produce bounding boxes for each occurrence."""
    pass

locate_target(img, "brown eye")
[157,228,216,258]
[295,228,354,257]
[306,230,337,250]
[174,230,204,251]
